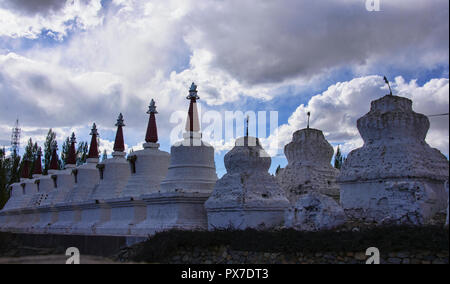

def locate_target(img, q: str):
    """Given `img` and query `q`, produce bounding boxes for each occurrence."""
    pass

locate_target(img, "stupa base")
[71,202,111,235]
[131,192,210,236]
[95,198,146,237]
[11,208,38,233]
[206,206,286,230]
[32,206,58,234]
[341,179,447,225]
[47,204,80,235]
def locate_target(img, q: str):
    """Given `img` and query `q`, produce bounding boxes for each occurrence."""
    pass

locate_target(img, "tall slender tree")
[77,141,89,166]
[0,148,8,209]
[43,129,57,174]
[101,150,108,162]
[334,145,344,169]
[61,136,71,168]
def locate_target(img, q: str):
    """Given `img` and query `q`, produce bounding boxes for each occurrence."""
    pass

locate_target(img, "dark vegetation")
[126,226,449,263]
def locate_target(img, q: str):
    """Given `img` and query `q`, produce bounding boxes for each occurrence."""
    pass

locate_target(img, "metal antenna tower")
[11,119,21,155]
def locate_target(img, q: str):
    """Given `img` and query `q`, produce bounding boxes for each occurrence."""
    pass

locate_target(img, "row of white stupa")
[0,83,448,236]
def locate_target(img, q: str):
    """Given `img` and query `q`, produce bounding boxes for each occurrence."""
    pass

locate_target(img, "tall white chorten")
[71,114,131,235]
[33,141,65,234]
[15,149,44,233]
[90,113,130,201]
[205,135,290,230]
[338,94,449,225]
[51,127,101,234]
[159,83,217,194]
[65,125,100,203]
[0,159,33,232]
[276,124,340,203]
[2,159,31,212]
[132,83,217,235]
[96,99,170,236]
[119,100,170,198]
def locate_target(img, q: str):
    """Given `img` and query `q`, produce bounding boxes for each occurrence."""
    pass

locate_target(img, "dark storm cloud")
[1,0,67,15]
[189,0,449,84]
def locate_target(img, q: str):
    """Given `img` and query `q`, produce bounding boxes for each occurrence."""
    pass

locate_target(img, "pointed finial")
[145,100,159,143]
[49,141,59,170]
[33,147,43,175]
[114,113,126,152]
[88,123,99,159]
[187,82,200,100]
[245,115,249,137]
[115,113,125,127]
[307,112,311,129]
[70,132,76,144]
[147,99,158,114]
[90,123,99,136]
[384,76,393,96]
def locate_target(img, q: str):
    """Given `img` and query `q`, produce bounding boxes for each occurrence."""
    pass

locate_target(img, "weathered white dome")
[277,128,340,202]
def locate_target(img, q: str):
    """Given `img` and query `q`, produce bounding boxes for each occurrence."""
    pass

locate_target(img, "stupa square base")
[0,210,21,232]
[11,208,38,233]
[206,207,286,230]
[131,192,210,236]
[47,204,80,235]
[340,179,447,225]
[32,206,58,234]
[95,198,146,236]
[70,202,111,235]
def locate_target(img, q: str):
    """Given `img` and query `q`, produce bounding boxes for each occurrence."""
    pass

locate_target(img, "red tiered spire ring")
[21,159,30,179]
[114,113,126,152]
[88,123,99,159]
[185,82,200,133]
[33,147,43,175]
[49,141,59,170]
[145,99,158,143]
[66,132,77,165]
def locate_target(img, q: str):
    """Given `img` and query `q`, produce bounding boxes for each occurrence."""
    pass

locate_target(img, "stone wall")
[116,226,449,264]
[153,246,448,264]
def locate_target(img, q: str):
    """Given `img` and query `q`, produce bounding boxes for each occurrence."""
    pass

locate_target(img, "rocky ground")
[0,255,119,264]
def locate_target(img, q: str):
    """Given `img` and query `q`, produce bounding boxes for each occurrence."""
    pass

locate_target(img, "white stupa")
[132,83,217,236]
[14,150,44,233]
[90,113,130,201]
[51,127,101,234]
[119,100,170,199]
[338,89,449,225]
[276,121,340,203]
[0,159,33,232]
[64,126,100,204]
[39,135,77,207]
[32,141,64,234]
[73,115,130,235]
[205,134,290,230]
[96,99,170,236]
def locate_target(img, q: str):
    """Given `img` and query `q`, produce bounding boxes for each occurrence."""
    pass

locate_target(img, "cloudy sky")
[0,0,448,177]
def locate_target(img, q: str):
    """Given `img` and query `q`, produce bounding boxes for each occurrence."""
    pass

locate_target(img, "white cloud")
[0,0,448,164]
[0,0,103,39]
[263,75,449,158]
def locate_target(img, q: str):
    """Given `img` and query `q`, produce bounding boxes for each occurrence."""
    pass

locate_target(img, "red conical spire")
[114,113,125,152]
[49,141,59,170]
[21,159,30,179]
[145,99,158,143]
[33,147,43,175]
[66,132,77,165]
[88,123,99,159]
[185,82,200,132]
